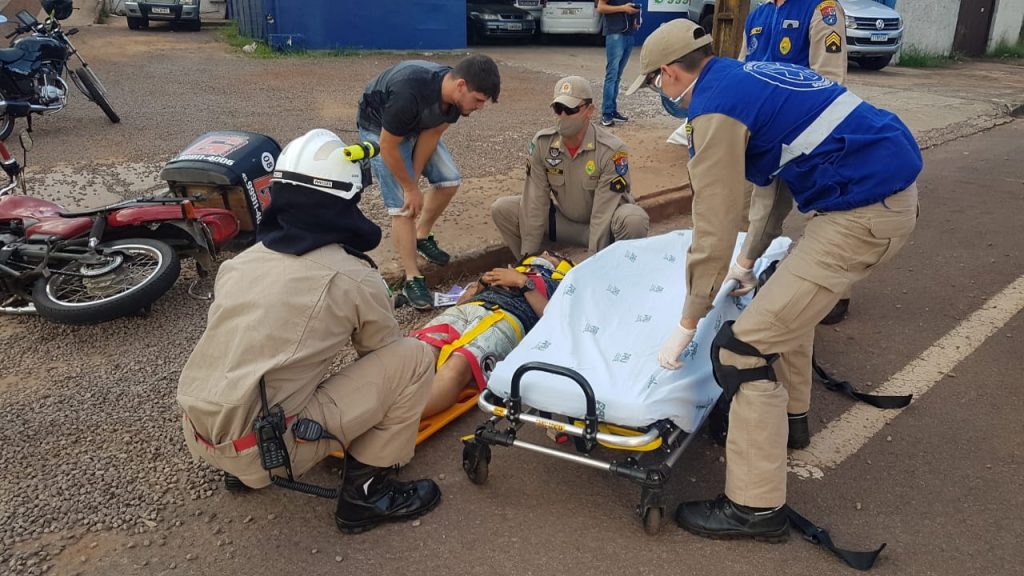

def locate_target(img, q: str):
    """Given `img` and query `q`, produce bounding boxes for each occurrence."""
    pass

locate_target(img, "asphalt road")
[13,96,1019,576]
[0,11,1022,576]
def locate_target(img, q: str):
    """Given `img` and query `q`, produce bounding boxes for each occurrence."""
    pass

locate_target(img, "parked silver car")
[124,0,202,31]
[687,0,903,70]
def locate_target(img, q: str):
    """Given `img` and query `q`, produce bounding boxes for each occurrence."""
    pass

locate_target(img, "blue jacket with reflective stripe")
[745,0,820,66]
[687,58,921,213]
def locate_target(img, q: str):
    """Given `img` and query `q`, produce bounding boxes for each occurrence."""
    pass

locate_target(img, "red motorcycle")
[0,138,239,324]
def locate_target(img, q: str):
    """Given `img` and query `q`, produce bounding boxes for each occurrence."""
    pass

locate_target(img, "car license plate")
[870,33,887,42]
[562,8,581,15]
[507,23,523,31]
[519,0,539,5]
[151,7,171,14]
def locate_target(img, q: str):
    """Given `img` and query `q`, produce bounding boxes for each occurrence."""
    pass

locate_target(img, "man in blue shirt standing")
[597,0,642,127]
[626,19,921,541]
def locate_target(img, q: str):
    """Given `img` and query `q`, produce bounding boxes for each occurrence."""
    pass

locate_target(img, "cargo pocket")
[866,205,917,270]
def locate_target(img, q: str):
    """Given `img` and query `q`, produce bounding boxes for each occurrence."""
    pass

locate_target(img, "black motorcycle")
[0,1,119,140]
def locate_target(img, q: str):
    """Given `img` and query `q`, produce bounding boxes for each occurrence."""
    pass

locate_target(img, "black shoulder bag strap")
[812,355,912,409]
[785,506,887,571]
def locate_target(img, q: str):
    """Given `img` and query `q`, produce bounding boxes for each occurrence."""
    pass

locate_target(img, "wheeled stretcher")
[460,231,792,534]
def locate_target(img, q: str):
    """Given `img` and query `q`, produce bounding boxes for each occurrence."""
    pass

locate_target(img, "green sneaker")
[403,276,433,310]
[416,234,451,266]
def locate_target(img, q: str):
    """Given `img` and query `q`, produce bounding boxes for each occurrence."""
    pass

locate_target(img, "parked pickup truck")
[687,0,903,70]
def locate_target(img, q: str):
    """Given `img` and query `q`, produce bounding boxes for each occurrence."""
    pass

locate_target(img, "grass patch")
[897,46,958,68]
[217,21,361,59]
[987,39,1024,59]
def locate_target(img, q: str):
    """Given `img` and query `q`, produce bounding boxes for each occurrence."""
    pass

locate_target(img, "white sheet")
[487,231,791,432]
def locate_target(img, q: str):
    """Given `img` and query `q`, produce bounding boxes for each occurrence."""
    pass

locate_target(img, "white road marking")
[789,274,1024,478]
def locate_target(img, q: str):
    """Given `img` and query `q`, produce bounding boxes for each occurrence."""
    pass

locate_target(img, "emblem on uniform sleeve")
[750,26,763,35]
[529,142,536,154]
[612,151,629,176]
[817,0,838,26]
[585,160,596,176]
[749,36,759,51]
[779,36,792,55]
[825,31,842,53]
[610,175,629,194]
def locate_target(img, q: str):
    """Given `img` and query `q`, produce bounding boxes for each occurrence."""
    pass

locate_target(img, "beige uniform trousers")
[722,184,918,508]
[491,195,649,257]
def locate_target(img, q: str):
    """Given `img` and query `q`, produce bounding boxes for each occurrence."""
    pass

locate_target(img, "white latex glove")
[658,323,697,370]
[726,262,757,296]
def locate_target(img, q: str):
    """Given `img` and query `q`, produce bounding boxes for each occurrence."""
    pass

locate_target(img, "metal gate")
[953,0,997,56]
[229,0,267,40]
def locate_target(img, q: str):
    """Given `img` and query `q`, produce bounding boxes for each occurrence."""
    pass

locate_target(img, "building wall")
[989,0,1024,48]
[896,0,962,55]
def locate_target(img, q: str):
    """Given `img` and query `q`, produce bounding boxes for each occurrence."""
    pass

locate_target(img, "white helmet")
[271,129,366,199]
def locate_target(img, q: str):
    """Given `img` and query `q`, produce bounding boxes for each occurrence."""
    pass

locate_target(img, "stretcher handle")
[510,362,599,434]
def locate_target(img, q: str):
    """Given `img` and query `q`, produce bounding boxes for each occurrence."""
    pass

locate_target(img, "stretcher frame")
[462,361,711,535]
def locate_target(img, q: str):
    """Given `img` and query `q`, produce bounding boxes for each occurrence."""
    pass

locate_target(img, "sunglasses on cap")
[551,100,591,116]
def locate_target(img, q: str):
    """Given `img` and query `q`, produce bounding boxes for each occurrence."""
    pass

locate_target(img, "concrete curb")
[381,184,694,286]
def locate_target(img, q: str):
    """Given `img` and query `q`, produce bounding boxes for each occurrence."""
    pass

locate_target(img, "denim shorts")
[358,128,462,216]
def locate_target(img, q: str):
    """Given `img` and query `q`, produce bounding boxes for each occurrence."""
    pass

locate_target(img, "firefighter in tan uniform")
[178,129,440,535]
[627,20,920,541]
[491,76,649,258]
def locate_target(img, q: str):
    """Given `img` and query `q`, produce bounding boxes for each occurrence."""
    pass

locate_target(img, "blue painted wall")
[260,0,466,50]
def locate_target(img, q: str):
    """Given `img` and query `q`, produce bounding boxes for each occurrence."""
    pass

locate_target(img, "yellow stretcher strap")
[436,304,523,371]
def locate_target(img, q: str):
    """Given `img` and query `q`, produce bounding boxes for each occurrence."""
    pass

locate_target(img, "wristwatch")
[520,278,536,294]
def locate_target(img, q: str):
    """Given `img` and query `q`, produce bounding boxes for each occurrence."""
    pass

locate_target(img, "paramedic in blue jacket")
[625,19,920,541]
[740,0,849,450]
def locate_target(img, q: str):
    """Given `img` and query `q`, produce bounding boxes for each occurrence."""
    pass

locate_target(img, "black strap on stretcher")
[785,506,887,571]
[812,355,912,409]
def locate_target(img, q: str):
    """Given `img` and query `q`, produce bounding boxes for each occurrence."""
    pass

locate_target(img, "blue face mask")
[652,72,695,119]
[661,94,688,119]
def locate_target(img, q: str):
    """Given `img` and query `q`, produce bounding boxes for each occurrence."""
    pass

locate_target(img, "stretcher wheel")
[462,441,491,485]
[642,506,663,535]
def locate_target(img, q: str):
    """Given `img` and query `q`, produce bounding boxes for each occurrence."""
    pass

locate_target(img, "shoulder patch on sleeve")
[610,175,629,194]
[612,151,629,176]
[817,0,838,26]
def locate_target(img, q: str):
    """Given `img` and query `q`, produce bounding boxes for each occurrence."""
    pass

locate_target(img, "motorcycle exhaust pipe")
[0,302,37,315]
[0,101,61,116]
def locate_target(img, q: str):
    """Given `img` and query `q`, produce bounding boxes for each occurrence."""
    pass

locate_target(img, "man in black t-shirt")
[357,54,501,310]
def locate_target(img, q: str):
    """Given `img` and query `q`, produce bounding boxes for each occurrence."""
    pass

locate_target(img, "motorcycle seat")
[0,48,25,64]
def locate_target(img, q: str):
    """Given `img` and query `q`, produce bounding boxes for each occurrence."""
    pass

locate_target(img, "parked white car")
[541,0,603,36]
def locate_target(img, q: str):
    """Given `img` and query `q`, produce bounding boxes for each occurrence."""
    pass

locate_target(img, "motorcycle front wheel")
[32,238,180,324]
[75,67,120,124]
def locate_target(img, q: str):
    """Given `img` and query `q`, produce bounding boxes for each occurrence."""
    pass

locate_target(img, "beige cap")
[625,18,713,96]
[552,76,594,107]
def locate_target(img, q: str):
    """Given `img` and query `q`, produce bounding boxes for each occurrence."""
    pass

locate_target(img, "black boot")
[788,412,810,449]
[819,298,850,325]
[676,495,789,542]
[334,457,441,534]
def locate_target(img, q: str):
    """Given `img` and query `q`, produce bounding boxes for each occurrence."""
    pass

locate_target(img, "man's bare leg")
[422,354,473,418]
[392,215,421,279]
[417,186,458,239]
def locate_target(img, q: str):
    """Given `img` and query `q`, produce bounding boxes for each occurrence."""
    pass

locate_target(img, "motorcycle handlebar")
[342,142,378,161]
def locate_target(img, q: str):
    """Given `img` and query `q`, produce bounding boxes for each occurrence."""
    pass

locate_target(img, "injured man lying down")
[411,252,575,417]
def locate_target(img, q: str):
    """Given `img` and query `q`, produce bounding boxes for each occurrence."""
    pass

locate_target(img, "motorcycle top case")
[161,131,281,238]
